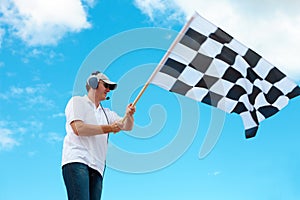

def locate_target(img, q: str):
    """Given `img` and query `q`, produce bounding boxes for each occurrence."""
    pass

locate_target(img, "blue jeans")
[62,162,103,200]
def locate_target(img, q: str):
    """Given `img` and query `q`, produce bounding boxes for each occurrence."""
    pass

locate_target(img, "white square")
[199,38,223,58]
[240,111,258,129]
[209,59,230,77]
[210,79,235,96]
[205,60,222,78]
[178,66,204,86]
[186,87,209,102]
[274,77,297,95]
[272,96,289,110]
[151,72,177,91]
[172,42,198,65]
[226,39,248,56]
[217,97,238,113]
[190,14,217,37]
[253,58,274,79]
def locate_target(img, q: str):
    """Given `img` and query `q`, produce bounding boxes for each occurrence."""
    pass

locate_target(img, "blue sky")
[1,0,300,199]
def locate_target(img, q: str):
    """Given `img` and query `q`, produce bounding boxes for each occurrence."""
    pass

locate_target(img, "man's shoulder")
[69,95,88,103]
[66,95,89,108]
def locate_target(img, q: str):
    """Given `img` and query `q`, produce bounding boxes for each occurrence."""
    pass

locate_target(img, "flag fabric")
[150,12,300,138]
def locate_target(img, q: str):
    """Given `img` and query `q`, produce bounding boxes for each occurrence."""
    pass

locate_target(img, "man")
[61,71,135,200]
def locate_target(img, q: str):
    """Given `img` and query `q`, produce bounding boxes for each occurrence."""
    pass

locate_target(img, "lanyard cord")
[100,102,109,177]
[99,102,110,144]
[99,102,110,125]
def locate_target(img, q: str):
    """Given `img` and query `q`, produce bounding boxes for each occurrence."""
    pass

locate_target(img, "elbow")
[119,116,134,131]
[70,120,84,136]
[123,123,134,131]
[125,126,133,131]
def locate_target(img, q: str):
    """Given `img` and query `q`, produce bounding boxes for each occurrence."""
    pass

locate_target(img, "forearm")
[71,120,114,136]
[118,114,134,131]
[117,103,135,131]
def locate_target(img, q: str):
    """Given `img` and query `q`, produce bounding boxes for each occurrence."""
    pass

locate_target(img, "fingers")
[111,122,121,133]
[127,103,136,115]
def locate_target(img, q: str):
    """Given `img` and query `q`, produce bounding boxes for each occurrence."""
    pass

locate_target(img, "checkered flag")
[149,12,300,138]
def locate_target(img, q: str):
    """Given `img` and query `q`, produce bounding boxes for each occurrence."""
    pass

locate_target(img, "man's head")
[86,71,117,92]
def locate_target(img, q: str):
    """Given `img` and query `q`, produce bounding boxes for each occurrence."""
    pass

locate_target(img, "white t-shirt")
[61,95,121,176]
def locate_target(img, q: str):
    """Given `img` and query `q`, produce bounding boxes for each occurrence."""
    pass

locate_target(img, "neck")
[87,91,100,107]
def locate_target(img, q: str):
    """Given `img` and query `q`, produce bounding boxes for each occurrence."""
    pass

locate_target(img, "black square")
[243,48,261,68]
[265,86,284,104]
[216,46,238,65]
[265,67,286,84]
[258,106,279,119]
[160,58,187,78]
[226,85,247,100]
[209,28,233,44]
[180,28,207,51]
[222,67,243,83]
[170,80,192,96]
[287,86,300,99]
[232,102,248,114]
[189,53,213,73]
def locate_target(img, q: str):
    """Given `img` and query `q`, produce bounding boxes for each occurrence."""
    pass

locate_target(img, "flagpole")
[131,14,196,107]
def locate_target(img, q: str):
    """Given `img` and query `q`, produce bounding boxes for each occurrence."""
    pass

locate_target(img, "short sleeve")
[65,96,86,125]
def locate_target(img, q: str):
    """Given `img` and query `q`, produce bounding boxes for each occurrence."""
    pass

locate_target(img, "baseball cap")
[87,71,117,90]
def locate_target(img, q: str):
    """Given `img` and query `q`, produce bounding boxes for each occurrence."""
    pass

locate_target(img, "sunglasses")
[102,82,116,90]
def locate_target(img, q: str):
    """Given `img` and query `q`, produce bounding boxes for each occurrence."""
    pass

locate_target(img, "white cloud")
[0,129,19,150]
[0,0,93,46]
[46,132,64,143]
[134,0,300,80]
[26,95,55,109]
[134,0,167,21]
[0,83,55,110]
[0,120,44,151]
[134,0,185,26]
[52,112,65,118]
[0,28,5,47]
[8,84,49,96]
[10,86,25,95]
[0,125,20,151]
[208,171,221,176]
[25,121,44,131]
